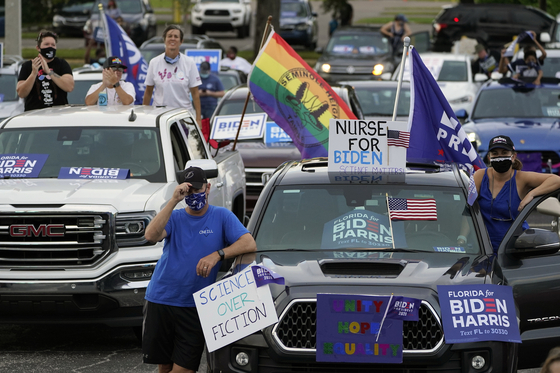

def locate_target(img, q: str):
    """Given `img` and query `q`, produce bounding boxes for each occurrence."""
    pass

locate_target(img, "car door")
[410,31,430,53]
[495,191,560,368]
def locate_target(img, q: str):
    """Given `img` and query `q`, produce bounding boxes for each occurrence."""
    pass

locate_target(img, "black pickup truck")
[207,159,560,372]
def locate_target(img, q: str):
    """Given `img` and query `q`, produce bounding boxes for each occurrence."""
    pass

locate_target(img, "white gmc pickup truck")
[0,105,246,336]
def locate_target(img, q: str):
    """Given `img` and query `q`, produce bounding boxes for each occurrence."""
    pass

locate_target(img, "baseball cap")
[103,56,127,70]
[182,166,207,189]
[488,135,515,152]
[199,61,211,74]
[395,14,408,23]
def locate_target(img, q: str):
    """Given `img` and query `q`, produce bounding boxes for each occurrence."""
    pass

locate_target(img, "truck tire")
[236,26,246,39]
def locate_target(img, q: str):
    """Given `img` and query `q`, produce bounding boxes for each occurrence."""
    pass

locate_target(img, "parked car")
[392,52,485,113]
[462,78,560,173]
[512,49,560,79]
[52,0,94,37]
[0,59,24,122]
[314,26,395,84]
[212,84,363,214]
[0,105,246,338]
[431,4,557,52]
[84,0,157,47]
[339,80,411,121]
[207,158,560,371]
[139,34,225,63]
[190,0,252,39]
[278,0,318,50]
[218,66,246,90]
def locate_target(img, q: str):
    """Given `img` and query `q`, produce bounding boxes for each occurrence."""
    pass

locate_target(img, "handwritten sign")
[316,294,403,363]
[438,284,521,344]
[0,154,48,178]
[194,266,278,352]
[328,119,407,173]
[211,114,267,140]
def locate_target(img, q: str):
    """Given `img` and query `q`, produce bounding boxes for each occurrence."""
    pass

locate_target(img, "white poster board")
[328,119,407,173]
[194,266,278,352]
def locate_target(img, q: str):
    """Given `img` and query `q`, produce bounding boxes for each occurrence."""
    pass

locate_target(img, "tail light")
[433,23,448,33]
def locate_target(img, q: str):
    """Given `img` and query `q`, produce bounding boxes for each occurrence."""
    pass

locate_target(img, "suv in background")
[315,26,395,84]
[279,0,318,50]
[53,0,93,37]
[212,84,363,214]
[431,4,557,52]
[84,0,157,47]
[190,0,252,39]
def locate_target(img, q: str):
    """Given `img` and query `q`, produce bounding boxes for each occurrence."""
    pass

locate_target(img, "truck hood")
[465,118,560,152]
[0,101,24,120]
[230,141,301,168]
[256,251,489,297]
[0,178,165,211]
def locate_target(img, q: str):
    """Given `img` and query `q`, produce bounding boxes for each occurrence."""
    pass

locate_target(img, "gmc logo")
[10,224,65,237]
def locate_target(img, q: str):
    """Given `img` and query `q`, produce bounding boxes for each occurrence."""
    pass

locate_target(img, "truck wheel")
[236,26,246,39]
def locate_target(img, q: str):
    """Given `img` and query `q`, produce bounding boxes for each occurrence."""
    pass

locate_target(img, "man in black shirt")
[17,30,74,111]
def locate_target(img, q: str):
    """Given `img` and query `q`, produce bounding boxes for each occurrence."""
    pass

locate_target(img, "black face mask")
[40,47,56,59]
[490,156,513,173]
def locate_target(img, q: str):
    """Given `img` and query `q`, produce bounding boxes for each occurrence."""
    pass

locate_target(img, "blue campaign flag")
[104,14,148,104]
[406,47,485,173]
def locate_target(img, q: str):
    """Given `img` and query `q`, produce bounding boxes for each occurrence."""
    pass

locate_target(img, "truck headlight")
[116,211,156,247]
[321,63,331,73]
[53,15,64,23]
[372,64,384,76]
[193,4,201,12]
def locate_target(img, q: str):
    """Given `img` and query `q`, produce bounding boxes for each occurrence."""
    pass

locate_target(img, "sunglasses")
[110,67,124,72]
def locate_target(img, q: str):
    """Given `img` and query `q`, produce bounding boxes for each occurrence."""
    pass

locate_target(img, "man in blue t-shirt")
[198,61,225,120]
[142,166,256,373]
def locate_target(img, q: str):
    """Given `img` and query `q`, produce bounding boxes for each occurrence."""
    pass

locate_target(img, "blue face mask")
[185,191,207,211]
[200,73,210,78]
[164,54,180,64]
[528,62,538,68]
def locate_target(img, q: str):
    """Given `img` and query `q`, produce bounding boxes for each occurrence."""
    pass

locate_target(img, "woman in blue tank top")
[380,14,412,57]
[467,135,560,253]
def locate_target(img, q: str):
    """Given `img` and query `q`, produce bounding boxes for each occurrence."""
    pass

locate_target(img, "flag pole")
[232,16,273,151]
[98,2,111,58]
[385,193,395,250]
[391,36,411,122]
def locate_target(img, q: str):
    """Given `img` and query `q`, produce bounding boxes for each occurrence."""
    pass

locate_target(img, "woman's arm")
[518,172,560,211]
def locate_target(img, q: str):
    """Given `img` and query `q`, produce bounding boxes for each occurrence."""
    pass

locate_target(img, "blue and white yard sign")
[185,49,222,72]
[438,284,521,344]
[211,114,267,140]
[265,122,292,143]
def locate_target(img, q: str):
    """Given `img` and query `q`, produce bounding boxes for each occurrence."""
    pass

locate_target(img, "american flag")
[388,198,437,220]
[387,129,410,148]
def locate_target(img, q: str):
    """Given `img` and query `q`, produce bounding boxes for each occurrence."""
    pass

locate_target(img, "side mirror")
[540,32,551,43]
[455,109,468,120]
[176,159,219,183]
[474,73,489,82]
[507,228,560,257]
[490,71,503,80]
[312,12,318,17]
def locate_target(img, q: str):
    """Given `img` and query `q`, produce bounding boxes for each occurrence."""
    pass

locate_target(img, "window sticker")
[358,46,375,54]
[453,195,460,201]
[321,210,407,250]
[433,246,466,253]
[332,45,354,53]
[0,154,49,178]
[58,167,130,179]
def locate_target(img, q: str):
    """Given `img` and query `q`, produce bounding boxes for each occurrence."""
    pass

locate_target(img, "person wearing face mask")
[380,14,412,57]
[468,136,560,253]
[143,25,202,128]
[198,61,225,120]
[220,46,252,75]
[85,56,135,105]
[143,166,256,373]
[513,49,543,85]
[17,29,74,111]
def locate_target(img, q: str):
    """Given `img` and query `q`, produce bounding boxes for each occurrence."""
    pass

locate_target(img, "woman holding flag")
[143,25,202,128]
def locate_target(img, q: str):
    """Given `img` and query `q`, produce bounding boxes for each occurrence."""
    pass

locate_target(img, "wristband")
[113,82,120,88]
[457,235,467,244]
[217,249,225,261]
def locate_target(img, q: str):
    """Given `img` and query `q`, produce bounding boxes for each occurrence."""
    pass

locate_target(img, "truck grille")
[273,300,443,352]
[204,9,229,16]
[0,213,112,267]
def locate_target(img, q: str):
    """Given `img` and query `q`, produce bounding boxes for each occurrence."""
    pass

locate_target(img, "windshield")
[541,56,560,78]
[218,73,240,91]
[0,75,18,102]
[216,98,271,120]
[114,0,142,13]
[437,60,467,82]
[471,87,560,119]
[326,33,390,55]
[281,2,307,18]
[255,184,481,254]
[0,127,165,181]
[354,85,410,116]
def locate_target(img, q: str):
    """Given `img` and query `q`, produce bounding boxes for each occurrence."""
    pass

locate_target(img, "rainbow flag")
[248,31,356,158]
